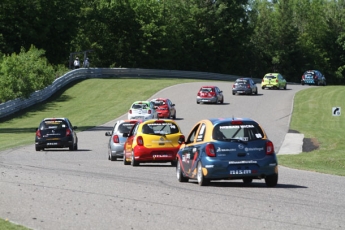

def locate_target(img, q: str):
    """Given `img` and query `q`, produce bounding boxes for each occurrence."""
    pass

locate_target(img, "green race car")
[261,73,287,90]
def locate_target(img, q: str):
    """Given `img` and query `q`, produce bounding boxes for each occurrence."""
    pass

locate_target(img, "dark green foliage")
[0,46,55,102]
[1,0,345,103]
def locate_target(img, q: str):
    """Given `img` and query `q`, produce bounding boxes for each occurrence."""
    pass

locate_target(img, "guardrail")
[0,68,251,119]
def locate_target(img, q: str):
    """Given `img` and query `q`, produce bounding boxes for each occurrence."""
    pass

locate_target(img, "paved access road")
[1,82,344,230]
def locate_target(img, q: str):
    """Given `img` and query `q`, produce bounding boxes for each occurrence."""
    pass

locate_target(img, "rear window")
[152,100,165,106]
[118,122,135,133]
[265,75,276,79]
[201,88,213,92]
[142,122,179,135]
[212,122,265,141]
[39,120,67,130]
[132,103,148,109]
[235,79,248,84]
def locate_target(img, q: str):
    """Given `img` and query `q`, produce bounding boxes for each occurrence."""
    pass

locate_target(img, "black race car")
[35,118,78,151]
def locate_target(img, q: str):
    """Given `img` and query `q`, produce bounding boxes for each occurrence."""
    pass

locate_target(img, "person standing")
[83,58,89,68]
[74,57,80,69]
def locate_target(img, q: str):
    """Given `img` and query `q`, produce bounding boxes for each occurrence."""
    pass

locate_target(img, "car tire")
[197,101,200,104]
[35,146,41,151]
[74,143,78,151]
[177,160,188,182]
[262,86,265,90]
[171,160,177,167]
[220,97,224,104]
[265,174,278,187]
[109,154,116,161]
[255,88,258,95]
[172,112,176,119]
[243,178,253,184]
[131,151,139,166]
[123,151,130,165]
[301,82,305,85]
[197,162,209,186]
[69,145,74,151]
[284,84,287,90]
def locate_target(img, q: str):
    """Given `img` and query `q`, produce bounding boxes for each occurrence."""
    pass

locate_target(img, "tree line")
[1,0,345,102]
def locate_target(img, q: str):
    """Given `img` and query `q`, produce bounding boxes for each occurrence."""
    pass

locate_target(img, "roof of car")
[151,98,167,102]
[132,101,150,105]
[43,118,67,121]
[264,73,279,77]
[201,86,216,88]
[207,117,257,125]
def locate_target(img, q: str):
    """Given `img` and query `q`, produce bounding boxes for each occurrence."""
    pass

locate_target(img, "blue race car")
[301,70,326,86]
[176,118,278,187]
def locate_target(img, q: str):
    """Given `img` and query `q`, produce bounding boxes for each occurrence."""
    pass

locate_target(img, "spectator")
[74,57,80,69]
[83,58,90,68]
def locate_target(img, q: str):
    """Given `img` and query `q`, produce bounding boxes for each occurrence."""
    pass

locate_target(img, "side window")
[186,124,200,144]
[113,123,118,132]
[196,124,206,142]
[131,123,139,136]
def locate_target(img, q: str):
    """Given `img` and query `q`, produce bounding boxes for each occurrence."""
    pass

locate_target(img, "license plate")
[153,154,171,158]
[230,170,251,175]
[47,143,58,146]
[237,91,244,93]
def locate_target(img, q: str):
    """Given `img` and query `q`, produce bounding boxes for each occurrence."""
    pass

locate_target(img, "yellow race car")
[123,119,185,166]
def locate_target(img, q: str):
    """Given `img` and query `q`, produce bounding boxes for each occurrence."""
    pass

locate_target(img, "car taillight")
[232,85,235,88]
[178,135,185,144]
[137,136,144,146]
[36,130,41,138]
[209,92,216,96]
[302,75,305,80]
[197,92,201,96]
[148,110,152,114]
[276,79,278,83]
[66,129,71,136]
[129,110,132,114]
[262,79,264,83]
[113,135,119,143]
[247,84,250,88]
[205,143,216,157]
[266,141,274,155]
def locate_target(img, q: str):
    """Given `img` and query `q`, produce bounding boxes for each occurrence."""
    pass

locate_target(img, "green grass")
[0,219,30,230]
[277,86,345,176]
[1,78,344,229]
[0,77,203,151]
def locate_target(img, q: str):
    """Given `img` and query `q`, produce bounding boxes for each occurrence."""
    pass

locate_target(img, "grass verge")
[0,77,203,151]
[277,86,345,176]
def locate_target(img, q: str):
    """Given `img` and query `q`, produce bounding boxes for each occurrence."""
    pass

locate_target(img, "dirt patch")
[288,129,319,152]
[302,138,320,152]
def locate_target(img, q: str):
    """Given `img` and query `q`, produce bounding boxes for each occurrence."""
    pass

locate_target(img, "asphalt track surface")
[1,82,344,230]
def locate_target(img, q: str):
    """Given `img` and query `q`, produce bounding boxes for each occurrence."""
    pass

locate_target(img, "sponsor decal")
[238,144,244,149]
[255,133,262,138]
[244,147,264,152]
[216,147,236,152]
[220,125,254,129]
[205,165,214,168]
[229,160,257,164]
[230,170,251,174]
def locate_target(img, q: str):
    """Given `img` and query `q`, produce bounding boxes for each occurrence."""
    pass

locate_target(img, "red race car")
[151,98,177,119]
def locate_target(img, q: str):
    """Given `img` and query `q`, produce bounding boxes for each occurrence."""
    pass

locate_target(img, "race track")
[0,81,344,230]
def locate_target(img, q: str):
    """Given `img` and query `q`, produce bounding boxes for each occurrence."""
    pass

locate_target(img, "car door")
[124,122,139,155]
[179,123,206,177]
[167,99,176,117]
[216,87,223,101]
[250,79,257,92]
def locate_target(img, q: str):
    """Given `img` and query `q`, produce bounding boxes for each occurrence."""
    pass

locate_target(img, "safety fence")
[0,68,250,119]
